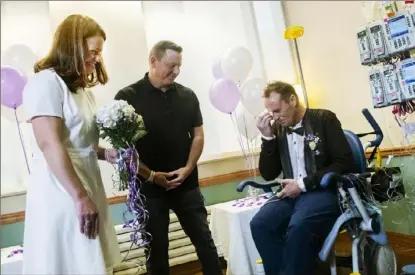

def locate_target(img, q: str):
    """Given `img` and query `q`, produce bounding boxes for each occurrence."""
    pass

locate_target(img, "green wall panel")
[1,156,414,248]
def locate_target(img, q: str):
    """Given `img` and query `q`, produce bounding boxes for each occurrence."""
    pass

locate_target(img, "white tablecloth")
[209,195,269,275]
[1,245,23,274]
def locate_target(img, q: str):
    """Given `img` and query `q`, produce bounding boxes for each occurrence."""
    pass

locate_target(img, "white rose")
[109,109,120,122]
[309,141,316,151]
[122,105,134,119]
[103,118,116,129]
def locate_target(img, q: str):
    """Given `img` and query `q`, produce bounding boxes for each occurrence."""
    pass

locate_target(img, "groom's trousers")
[144,187,222,275]
[250,189,341,275]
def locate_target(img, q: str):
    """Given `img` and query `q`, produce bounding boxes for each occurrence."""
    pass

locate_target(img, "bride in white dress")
[22,14,121,274]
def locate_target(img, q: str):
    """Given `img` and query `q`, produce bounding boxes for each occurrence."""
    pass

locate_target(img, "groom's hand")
[153,172,175,189]
[275,179,302,199]
[153,172,181,190]
[166,166,192,191]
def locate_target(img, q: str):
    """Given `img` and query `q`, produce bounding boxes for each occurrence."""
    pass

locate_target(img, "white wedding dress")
[22,69,121,274]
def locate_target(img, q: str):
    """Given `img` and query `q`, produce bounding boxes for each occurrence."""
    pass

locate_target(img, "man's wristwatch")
[148,171,155,183]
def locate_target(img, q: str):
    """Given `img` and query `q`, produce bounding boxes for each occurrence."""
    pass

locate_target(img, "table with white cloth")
[209,194,270,275]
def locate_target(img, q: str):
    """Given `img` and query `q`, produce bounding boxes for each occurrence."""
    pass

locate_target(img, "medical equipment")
[368,21,391,60]
[357,26,375,65]
[366,56,415,109]
[396,57,415,100]
[382,1,398,18]
[369,68,388,108]
[380,64,403,105]
[357,3,415,110]
[386,11,415,53]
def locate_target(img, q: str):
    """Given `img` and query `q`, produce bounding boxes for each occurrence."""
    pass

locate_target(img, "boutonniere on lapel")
[305,133,322,155]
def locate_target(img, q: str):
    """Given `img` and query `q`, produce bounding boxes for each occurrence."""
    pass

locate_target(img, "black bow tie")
[287,127,305,136]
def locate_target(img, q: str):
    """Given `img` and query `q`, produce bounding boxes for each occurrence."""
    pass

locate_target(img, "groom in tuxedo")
[250,81,356,275]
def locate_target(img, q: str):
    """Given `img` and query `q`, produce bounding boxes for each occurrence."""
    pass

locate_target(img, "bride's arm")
[33,116,100,238]
[32,116,88,201]
[96,146,119,164]
[96,145,151,179]
[96,146,107,161]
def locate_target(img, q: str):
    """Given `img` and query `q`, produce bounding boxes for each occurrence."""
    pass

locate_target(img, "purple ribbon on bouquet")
[118,147,152,259]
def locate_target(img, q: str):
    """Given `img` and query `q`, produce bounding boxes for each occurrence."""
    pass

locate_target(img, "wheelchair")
[237,108,398,275]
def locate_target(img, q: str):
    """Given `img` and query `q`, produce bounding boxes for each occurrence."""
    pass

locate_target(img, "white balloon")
[236,107,259,141]
[240,77,267,117]
[221,46,253,85]
[2,44,38,76]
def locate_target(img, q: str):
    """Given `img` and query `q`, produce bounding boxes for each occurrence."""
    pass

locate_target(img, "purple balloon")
[212,58,225,79]
[1,66,26,109]
[209,78,241,114]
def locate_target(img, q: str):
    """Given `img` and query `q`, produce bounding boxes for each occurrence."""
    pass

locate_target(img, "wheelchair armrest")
[320,172,348,188]
[236,180,280,193]
[320,172,371,188]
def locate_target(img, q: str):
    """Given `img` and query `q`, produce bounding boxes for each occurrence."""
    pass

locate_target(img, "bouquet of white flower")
[96,100,147,190]
[96,100,151,250]
[96,100,146,153]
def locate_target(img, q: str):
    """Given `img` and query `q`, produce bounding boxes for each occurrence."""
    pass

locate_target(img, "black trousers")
[145,187,222,275]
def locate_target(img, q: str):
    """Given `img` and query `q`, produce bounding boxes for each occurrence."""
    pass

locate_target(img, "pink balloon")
[212,58,225,79]
[209,78,241,114]
[1,66,27,109]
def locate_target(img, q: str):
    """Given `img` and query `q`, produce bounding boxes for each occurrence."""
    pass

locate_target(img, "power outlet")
[403,122,415,136]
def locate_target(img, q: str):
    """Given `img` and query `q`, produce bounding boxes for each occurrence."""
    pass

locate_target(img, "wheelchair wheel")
[361,237,397,275]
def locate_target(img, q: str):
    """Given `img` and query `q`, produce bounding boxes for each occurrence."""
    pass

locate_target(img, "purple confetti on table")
[7,249,23,258]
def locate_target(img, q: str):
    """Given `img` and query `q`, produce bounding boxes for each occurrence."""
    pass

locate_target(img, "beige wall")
[284,1,414,148]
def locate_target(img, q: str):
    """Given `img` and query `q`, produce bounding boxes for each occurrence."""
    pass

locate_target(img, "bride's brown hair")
[34,14,108,93]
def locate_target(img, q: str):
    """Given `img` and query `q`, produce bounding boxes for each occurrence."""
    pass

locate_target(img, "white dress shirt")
[262,121,307,192]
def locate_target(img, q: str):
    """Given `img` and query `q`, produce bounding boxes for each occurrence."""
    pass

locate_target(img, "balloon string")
[242,113,257,178]
[14,108,30,174]
[230,112,257,185]
[230,112,248,160]
[241,113,254,176]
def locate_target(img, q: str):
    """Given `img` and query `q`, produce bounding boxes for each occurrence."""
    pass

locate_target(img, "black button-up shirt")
[115,73,203,197]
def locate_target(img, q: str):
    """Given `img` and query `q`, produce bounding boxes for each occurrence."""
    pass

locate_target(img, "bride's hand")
[105,148,119,164]
[75,195,99,239]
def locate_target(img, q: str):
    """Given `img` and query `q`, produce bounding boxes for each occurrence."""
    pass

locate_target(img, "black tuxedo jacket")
[259,109,357,191]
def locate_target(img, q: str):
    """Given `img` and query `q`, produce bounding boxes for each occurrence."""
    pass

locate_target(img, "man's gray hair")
[150,40,183,60]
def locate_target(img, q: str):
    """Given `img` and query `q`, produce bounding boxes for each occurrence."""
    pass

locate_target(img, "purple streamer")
[14,107,30,174]
[117,146,151,263]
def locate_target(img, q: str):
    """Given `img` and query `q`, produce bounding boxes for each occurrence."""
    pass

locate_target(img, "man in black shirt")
[115,40,222,275]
